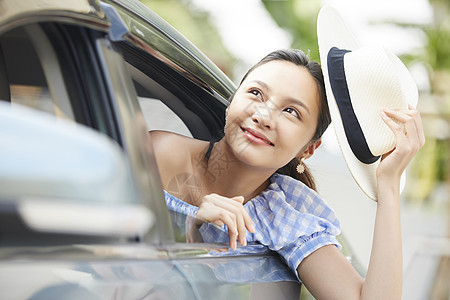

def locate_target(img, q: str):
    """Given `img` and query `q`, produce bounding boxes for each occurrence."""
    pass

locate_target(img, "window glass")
[10,85,53,114]
[126,63,192,137]
[0,25,74,121]
[124,62,194,242]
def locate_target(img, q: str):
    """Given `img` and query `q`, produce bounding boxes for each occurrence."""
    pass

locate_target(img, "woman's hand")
[377,105,425,182]
[194,193,255,250]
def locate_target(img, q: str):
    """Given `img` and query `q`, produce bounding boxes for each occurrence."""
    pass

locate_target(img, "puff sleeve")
[245,174,341,280]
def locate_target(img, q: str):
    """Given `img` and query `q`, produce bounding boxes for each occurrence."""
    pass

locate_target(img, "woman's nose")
[251,105,275,129]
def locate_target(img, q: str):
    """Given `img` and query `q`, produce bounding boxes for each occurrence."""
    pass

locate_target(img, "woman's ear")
[300,139,322,160]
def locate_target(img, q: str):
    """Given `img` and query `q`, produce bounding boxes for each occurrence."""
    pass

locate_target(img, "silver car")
[0,0,363,299]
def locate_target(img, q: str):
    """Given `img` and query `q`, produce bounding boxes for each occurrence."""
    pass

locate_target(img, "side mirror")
[0,102,154,238]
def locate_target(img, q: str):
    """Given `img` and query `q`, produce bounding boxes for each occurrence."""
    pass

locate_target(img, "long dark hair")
[233,49,331,191]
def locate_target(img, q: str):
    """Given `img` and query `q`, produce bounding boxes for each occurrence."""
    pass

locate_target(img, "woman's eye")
[284,107,301,119]
[249,88,263,100]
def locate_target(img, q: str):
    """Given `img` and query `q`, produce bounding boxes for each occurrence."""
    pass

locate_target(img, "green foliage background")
[261,0,321,62]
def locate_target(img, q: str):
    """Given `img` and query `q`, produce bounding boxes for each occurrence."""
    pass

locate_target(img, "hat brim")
[317,6,383,201]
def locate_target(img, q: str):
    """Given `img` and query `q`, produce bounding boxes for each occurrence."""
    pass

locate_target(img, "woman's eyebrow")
[249,80,270,91]
[286,97,311,115]
[248,80,311,115]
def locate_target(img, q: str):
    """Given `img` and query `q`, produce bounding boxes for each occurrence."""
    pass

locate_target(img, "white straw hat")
[317,5,418,201]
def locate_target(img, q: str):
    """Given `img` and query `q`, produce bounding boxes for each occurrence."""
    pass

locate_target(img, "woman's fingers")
[197,200,238,249]
[232,196,256,233]
[218,210,238,250]
[408,105,426,147]
[197,194,254,250]
[378,107,425,178]
[211,195,252,247]
[382,108,424,151]
[212,220,224,227]
[382,109,411,138]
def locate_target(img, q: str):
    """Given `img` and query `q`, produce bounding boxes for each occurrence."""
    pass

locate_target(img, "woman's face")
[225,60,320,170]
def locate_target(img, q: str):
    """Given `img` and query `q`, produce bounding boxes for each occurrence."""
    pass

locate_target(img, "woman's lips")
[241,127,274,146]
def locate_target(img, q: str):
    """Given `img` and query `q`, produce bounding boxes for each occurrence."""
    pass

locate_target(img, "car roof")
[0,0,109,32]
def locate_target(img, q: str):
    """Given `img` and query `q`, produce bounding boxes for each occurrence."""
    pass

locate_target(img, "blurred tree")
[397,0,450,202]
[138,0,236,76]
[407,4,450,295]
[261,0,321,61]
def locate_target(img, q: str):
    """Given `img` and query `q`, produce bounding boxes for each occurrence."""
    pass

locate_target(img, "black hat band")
[327,47,380,164]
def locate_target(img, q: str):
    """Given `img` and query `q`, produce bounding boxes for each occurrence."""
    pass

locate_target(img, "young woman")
[150,49,425,299]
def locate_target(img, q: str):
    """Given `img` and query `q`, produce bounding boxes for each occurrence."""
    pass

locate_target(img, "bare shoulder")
[149,130,194,164]
[149,130,192,149]
[148,130,209,186]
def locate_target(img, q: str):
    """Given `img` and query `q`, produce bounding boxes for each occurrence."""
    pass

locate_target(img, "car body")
[0,0,364,299]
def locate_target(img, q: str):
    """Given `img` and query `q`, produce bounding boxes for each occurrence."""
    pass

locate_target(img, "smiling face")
[224,60,321,170]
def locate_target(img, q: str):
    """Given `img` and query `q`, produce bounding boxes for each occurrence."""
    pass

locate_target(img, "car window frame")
[93,34,176,244]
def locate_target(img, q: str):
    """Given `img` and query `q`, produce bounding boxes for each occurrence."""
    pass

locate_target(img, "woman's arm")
[362,107,425,298]
[297,107,425,299]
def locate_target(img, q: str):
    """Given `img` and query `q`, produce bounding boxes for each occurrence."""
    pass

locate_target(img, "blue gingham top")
[164,173,341,280]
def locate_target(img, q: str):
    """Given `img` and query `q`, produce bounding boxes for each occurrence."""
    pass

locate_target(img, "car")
[0,0,364,299]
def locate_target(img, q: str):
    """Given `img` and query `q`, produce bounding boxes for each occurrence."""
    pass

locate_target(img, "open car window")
[116,41,238,246]
[126,63,192,137]
[115,40,226,142]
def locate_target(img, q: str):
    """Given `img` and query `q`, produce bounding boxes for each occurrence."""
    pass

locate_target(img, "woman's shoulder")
[150,129,210,145]
[270,173,316,199]
[150,130,189,163]
[150,130,211,160]
[266,173,338,221]
[149,130,196,147]
[149,130,210,185]
[245,173,341,254]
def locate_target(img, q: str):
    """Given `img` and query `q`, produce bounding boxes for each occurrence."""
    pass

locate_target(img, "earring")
[296,158,305,174]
